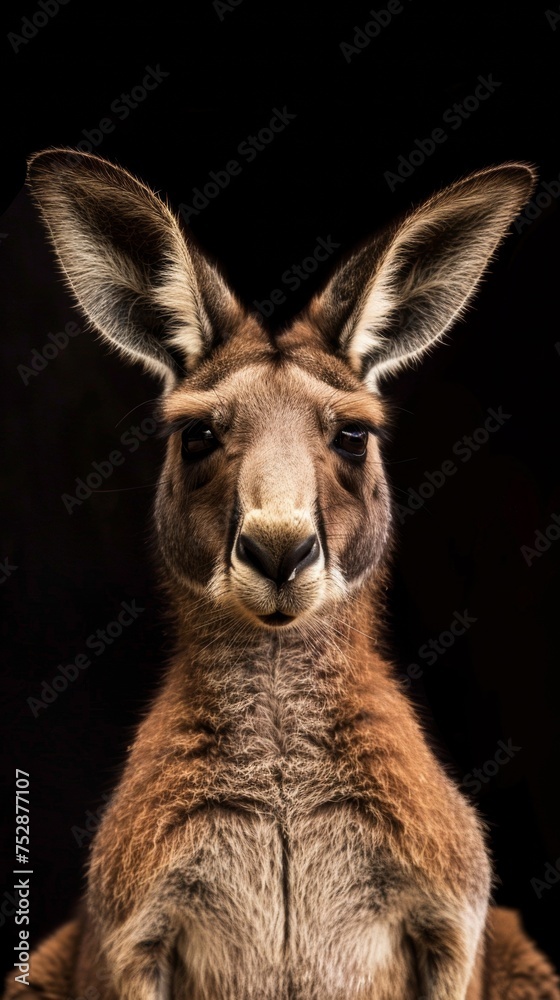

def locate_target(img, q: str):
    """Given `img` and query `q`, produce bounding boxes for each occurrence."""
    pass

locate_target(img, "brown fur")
[4,150,558,999]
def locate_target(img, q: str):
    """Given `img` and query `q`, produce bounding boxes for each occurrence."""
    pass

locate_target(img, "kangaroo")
[6,150,559,1000]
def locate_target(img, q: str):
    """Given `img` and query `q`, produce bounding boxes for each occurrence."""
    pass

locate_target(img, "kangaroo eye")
[181,422,219,460]
[333,424,368,460]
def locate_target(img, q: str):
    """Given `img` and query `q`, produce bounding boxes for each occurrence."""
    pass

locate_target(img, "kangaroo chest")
[171,674,414,999]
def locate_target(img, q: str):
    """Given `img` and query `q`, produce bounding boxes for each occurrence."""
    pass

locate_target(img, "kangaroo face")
[27,150,534,634]
[156,347,391,627]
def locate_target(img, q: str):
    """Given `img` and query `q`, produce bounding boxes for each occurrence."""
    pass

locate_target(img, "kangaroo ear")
[27,149,243,388]
[307,164,536,388]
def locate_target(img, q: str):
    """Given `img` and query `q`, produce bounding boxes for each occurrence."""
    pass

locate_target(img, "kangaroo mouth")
[258,612,296,627]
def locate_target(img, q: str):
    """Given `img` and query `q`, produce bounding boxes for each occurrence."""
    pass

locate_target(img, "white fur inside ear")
[341,282,394,375]
[156,241,241,371]
[330,165,536,384]
[28,151,241,383]
[154,256,212,370]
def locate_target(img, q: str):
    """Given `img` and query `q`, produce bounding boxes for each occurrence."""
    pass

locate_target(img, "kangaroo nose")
[235,533,320,587]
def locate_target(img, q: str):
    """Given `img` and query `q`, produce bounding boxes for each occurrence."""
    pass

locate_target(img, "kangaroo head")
[28,151,534,630]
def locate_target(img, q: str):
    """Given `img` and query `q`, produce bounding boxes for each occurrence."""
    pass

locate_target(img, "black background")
[1,0,559,985]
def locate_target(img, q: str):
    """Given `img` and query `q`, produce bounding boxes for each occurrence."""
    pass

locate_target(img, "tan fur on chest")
[114,666,415,1000]
[172,807,411,1000]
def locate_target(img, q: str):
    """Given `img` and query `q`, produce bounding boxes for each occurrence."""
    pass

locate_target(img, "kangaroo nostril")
[278,534,319,586]
[235,534,278,582]
[235,532,320,587]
